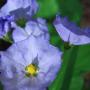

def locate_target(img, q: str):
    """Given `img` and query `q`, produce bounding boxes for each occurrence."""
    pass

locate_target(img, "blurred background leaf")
[57,0,83,24]
[36,0,59,19]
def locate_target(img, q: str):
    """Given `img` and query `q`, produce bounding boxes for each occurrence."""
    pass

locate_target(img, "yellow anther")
[25,64,38,77]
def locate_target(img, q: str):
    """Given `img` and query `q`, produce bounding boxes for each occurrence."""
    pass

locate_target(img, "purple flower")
[0,35,62,90]
[0,0,38,19]
[0,15,14,38]
[54,15,90,45]
[12,18,49,42]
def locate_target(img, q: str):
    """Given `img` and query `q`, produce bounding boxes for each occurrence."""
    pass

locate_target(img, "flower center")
[25,64,39,77]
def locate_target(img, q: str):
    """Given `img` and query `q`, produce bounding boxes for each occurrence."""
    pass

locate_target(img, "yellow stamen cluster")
[25,64,38,77]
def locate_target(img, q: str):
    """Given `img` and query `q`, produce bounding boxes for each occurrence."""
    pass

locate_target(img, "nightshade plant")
[54,15,90,45]
[12,18,49,43]
[0,35,62,90]
[0,15,14,38]
[0,0,39,41]
[0,0,38,17]
[0,0,90,90]
[0,0,62,90]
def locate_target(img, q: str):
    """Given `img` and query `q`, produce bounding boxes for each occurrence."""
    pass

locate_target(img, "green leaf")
[58,0,83,23]
[16,18,27,28]
[3,31,13,43]
[48,22,64,51]
[0,82,3,90]
[36,0,59,18]
[49,44,90,90]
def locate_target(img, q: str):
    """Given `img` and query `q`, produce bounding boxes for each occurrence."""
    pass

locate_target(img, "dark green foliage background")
[0,0,90,90]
